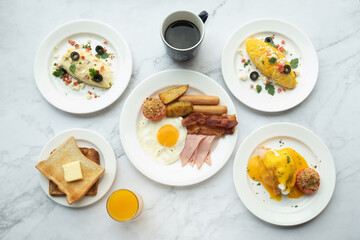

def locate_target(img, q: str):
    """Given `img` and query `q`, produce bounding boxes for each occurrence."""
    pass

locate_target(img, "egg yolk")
[157,124,179,147]
[247,148,309,201]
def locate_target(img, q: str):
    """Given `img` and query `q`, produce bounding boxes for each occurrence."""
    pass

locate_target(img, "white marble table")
[1,0,359,239]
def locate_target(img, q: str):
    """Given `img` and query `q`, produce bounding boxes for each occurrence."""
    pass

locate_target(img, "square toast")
[49,147,100,196]
[36,136,105,205]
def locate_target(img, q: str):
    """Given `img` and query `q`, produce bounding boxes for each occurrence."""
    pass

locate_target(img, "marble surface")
[1,0,359,239]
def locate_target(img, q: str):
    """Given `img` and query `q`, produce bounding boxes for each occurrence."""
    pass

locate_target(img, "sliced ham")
[180,135,206,167]
[195,136,215,169]
[204,152,211,166]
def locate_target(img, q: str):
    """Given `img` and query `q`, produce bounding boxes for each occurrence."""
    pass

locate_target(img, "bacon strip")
[182,113,238,129]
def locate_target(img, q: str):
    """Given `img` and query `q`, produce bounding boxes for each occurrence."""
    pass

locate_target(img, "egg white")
[137,117,187,165]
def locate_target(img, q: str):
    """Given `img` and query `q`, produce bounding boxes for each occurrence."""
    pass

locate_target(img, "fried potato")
[166,101,193,117]
[158,84,189,104]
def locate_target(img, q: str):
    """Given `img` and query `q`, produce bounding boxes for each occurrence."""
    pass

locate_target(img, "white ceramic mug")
[161,10,208,61]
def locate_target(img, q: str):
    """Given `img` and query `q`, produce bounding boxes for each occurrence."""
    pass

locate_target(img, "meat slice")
[195,136,216,169]
[204,152,211,166]
[182,113,238,129]
[186,124,235,137]
[180,135,206,167]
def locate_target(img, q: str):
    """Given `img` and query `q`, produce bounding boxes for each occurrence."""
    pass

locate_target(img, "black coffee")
[165,20,201,49]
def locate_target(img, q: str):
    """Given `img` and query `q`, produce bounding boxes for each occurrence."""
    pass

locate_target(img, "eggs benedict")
[247,147,309,201]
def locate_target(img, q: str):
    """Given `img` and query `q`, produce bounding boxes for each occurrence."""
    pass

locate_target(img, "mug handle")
[198,11,208,23]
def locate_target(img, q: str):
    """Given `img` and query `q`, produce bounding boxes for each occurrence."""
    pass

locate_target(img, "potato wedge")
[158,84,189,104]
[166,101,193,117]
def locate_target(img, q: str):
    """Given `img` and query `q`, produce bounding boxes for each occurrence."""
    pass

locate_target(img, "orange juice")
[106,189,143,221]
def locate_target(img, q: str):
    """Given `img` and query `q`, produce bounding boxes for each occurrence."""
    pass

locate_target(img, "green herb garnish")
[265,82,275,96]
[257,183,261,186]
[52,69,64,78]
[290,58,299,69]
[256,85,262,93]
[266,37,278,48]
[286,156,290,164]
[83,43,91,50]
[89,68,99,81]
[268,57,277,64]
[95,52,109,59]
[244,59,250,68]
[69,64,76,74]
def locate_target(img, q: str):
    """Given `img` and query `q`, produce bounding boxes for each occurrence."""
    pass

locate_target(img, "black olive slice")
[264,37,273,43]
[93,73,103,82]
[250,71,259,81]
[95,45,105,55]
[70,51,80,61]
[59,66,67,74]
[283,64,291,74]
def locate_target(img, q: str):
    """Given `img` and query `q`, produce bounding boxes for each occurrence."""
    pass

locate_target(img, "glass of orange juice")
[106,189,144,222]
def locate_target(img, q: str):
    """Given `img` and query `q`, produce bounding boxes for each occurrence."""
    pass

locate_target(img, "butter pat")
[62,161,83,182]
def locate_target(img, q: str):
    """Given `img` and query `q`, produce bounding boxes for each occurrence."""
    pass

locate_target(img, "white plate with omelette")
[222,19,318,112]
[119,69,238,186]
[233,123,336,226]
[38,128,116,207]
[34,20,132,114]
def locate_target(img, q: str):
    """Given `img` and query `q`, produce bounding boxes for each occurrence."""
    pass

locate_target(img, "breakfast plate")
[221,19,318,112]
[233,122,336,226]
[34,19,132,114]
[38,128,116,207]
[119,69,238,186]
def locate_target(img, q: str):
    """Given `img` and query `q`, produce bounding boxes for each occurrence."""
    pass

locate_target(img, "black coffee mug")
[161,10,208,62]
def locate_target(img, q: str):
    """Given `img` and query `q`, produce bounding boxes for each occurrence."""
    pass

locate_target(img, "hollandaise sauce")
[247,147,309,201]
[106,189,143,221]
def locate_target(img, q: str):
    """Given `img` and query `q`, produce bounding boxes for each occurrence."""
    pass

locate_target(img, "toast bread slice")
[36,136,105,205]
[49,148,100,196]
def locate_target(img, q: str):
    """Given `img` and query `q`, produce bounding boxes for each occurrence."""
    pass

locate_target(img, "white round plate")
[34,19,132,114]
[222,19,318,112]
[38,128,116,207]
[233,123,336,226]
[119,69,238,186]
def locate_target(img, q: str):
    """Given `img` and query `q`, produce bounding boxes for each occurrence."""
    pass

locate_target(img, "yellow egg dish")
[246,38,297,89]
[247,147,309,201]
[59,48,112,89]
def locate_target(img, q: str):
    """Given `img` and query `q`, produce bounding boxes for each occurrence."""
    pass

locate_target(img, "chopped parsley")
[290,58,299,69]
[265,82,275,96]
[257,183,261,186]
[286,156,290,164]
[256,85,262,93]
[244,59,250,67]
[268,57,277,64]
[95,52,109,59]
[83,43,92,50]
[262,60,264,64]
[69,64,76,74]
[52,68,64,78]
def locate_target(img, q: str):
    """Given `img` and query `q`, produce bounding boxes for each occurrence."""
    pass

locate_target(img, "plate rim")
[221,18,319,112]
[37,128,117,208]
[232,122,336,226]
[119,69,238,186]
[33,19,133,114]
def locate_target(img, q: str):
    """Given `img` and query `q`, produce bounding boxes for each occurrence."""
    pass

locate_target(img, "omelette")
[59,48,112,89]
[245,38,297,89]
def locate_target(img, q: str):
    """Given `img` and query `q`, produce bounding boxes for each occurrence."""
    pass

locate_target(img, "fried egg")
[137,117,187,165]
[247,147,309,201]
